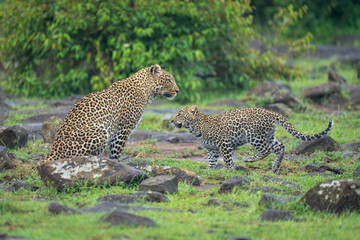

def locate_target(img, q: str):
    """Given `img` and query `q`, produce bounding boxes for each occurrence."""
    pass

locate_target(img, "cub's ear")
[189,105,199,115]
[150,64,161,76]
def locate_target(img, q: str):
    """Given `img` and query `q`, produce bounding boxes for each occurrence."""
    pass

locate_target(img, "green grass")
[1,59,360,240]
[3,102,51,126]
[1,155,360,240]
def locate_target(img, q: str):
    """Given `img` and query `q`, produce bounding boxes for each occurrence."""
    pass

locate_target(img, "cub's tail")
[276,115,333,141]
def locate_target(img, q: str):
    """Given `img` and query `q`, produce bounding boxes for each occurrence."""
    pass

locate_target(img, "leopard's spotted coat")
[171,105,333,173]
[47,64,179,161]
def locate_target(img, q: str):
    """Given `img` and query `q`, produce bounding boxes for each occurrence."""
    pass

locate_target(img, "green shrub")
[0,0,304,102]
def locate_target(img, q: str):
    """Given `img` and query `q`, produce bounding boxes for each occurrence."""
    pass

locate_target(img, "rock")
[0,234,31,240]
[294,136,341,155]
[353,166,360,178]
[0,96,10,125]
[44,95,83,107]
[342,151,360,159]
[126,159,153,168]
[83,202,121,213]
[250,186,282,194]
[132,191,169,203]
[344,84,360,106]
[207,99,247,108]
[232,165,250,173]
[128,160,203,185]
[259,193,297,208]
[233,202,249,208]
[227,236,252,240]
[207,199,223,206]
[301,82,341,101]
[0,146,17,171]
[37,156,148,190]
[22,123,43,142]
[262,103,293,117]
[341,142,360,152]
[328,70,346,84]
[100,210,155,226]
[11,181,39,191]
[0,186,11,192]
[302,179,360,213]
[260,209,298,222]
[324,93,350,108]
[147,165,202,186]
[139,175,178,194]
[357,60,360,79]
[304,164,345,174]
[41,116,63,144]
[261,176,301,189]
[117,156,134,162]
[98,191,169,203]
[213,162,225,169]
[249,81,303,108]
[207,199,248,208]
[218,176,250,194]
[48,202,79,214]
[0,125,29,149]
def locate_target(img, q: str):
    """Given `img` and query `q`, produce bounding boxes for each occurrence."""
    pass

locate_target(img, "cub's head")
[150,64,179,100]
[171,105,200,129]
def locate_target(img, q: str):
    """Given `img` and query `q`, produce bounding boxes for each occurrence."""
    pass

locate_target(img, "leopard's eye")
[166,78,172,83]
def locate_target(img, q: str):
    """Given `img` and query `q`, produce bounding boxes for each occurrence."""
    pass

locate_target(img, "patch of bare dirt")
[124,142,208,161]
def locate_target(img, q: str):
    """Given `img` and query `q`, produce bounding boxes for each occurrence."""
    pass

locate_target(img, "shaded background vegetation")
[0,0,358,102]
[252,0,360,44]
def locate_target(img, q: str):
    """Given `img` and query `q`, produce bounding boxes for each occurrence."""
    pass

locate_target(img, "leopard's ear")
[189,105,199,115]
[150,64,161,76]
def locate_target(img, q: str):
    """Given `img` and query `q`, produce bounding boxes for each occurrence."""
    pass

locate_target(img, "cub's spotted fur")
[47,64,179,161]
[171,106,333,172]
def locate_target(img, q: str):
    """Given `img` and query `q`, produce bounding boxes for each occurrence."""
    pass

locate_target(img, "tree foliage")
[0,0,304,102]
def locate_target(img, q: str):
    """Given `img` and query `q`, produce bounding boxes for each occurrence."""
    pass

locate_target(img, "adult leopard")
[46,64,179,161]
[171,105,333,173]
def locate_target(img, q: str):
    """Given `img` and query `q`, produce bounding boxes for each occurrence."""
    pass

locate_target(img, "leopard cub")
[171,105,333,173]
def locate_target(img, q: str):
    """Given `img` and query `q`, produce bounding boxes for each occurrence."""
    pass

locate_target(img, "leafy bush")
[0,0,304,102]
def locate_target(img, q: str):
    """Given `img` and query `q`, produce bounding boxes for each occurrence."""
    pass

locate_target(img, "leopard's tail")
[276,114,333,141]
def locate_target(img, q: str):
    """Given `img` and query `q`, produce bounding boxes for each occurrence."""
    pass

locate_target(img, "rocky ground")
[1,47,360,239]
[1,69,360,189]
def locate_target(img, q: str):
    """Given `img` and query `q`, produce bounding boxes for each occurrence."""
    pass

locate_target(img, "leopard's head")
[171,105,200,129]
[150,64,179,100]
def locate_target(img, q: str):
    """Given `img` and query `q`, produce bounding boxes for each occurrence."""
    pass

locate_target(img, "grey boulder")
[139,175,178,194]
[302,179,360,213]
[218,176,250,194]
[38,156,148,190]
[0,125,29,149]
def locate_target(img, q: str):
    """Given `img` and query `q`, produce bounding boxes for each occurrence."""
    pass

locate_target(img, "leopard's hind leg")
[242,139,272,163]
[268,135,285,173]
